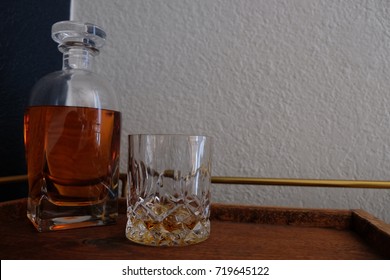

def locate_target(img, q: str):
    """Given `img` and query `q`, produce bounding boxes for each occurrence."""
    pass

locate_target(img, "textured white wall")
[72,0,390,222]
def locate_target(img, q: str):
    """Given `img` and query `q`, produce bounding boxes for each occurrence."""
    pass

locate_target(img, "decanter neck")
[62,47,95,71]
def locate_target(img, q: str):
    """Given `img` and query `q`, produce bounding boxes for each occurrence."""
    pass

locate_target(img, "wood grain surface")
[0,198,388,260]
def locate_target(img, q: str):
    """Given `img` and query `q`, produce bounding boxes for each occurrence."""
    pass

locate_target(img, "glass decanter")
[24,21,121,231]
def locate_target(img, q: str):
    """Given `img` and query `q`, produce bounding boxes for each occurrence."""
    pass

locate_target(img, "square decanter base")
[27,197,117,232]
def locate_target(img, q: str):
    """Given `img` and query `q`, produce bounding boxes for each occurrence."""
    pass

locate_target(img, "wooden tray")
[0,198,389,260]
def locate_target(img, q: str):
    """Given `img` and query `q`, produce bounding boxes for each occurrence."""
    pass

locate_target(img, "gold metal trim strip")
[211,177,390,189]
[0,175,28,185]
[2,174,390,189]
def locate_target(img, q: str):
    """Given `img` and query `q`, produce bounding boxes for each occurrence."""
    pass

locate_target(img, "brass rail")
[211,177,390,189]
[1,174,390,189]
[0,175,28,185]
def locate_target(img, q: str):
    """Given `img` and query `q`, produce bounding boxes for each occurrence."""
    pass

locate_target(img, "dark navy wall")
[0,0,70,201]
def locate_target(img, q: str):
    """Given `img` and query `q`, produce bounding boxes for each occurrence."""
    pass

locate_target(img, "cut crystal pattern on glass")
[126,190,210,246]
[126,135,212,246]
